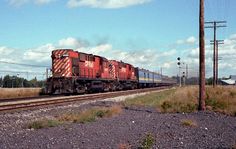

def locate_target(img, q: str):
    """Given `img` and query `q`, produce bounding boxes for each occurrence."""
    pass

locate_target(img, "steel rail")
[0,87,171,112]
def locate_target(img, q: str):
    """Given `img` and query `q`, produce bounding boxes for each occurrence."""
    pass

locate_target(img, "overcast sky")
[0,0,235,79]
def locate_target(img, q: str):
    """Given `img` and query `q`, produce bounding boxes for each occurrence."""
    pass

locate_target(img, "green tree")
[206,77,213,85]
[2,75,45,88]
[3,75,10,88]
[0,77,3,87]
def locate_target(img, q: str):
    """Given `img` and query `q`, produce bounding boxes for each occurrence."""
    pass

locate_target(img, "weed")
[27,119,60,129]
[96,110,106,118]
[161,101,172,112]
[180,103,197,113]
[206,98,227,110]
[139,133,155,149]
[59,105,122,124]
[27,105,122,130]
[181,119,197,127]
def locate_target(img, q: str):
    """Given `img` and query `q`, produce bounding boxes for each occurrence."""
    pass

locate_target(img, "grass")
[205,86,236,115]
[181,119,197,127]
[58,105,122,123]
[124,86,236,116]
[27,105,122,129]
[139,133,155,149]
[0,88,42,99]
[27,119,61,129]
[123,89,176,108]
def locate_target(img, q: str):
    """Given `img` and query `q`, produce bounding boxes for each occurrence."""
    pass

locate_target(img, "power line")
[0,60,50,68]
[0,70,45,75]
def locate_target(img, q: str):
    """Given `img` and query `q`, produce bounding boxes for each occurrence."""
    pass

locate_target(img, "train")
[46,49,176,94]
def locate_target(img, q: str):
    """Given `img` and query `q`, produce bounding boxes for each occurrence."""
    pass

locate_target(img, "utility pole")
[199,0,206,110]
[210,40,224,85]
[160,67,162,77]
[179,67,181,87]
[186,64,188,85]
[46,68,49,80]
[205,21,226,87]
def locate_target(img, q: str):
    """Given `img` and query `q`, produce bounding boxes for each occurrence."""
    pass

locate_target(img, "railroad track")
[0,87,171,112]
[0,95,63,103]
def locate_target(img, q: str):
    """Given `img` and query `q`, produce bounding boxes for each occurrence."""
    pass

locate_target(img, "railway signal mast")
[177,57,181,87]
[177,57,188,87]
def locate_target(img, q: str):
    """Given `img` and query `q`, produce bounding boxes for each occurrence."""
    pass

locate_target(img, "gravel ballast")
[0,99,235,148]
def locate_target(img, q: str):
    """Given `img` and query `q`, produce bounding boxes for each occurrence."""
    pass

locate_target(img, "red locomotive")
[46,49,138,94]
[46,49,175,94]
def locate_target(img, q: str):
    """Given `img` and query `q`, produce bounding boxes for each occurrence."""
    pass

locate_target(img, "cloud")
[1,33,236,79]
[229,34,236,40]
[23,44,55,62]
[58,37,89,49]
[7,0,151,8]
[186,36,197,44]
[184,34,236,77]
[35,0,55,5]
[7,0,55,6]
[7,0,29,6]
[88,44,112,55]
[67,0,152,9]
[0,46,15,56]
[176,36,197,45]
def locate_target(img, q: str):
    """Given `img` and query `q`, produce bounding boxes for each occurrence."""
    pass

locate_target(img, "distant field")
[0,88,42,99]
[124,86,236,116]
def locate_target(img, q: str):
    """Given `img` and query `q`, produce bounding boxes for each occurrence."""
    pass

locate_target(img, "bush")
[181,119,197,127]
[96,110,106,118]
[28,119,60,129]
[161,101,172,112]
[179,103,197,113]
[206,98,227,110]
[139,133,155,149]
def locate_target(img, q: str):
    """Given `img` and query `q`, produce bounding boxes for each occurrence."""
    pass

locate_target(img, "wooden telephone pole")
[205,21,226,87]
[210,40,224,85]
[199,0,206,110]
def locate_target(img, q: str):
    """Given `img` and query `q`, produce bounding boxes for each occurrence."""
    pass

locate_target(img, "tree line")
[0,75,45,88]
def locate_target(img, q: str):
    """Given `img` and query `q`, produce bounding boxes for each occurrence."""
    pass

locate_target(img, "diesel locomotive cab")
[46,49,75,94]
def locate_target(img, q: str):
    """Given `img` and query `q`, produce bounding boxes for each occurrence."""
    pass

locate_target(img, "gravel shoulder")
[0,96,235,149]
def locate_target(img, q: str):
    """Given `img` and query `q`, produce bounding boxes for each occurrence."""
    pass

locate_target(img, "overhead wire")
[0,60,50,68]
[0,70,45,75]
